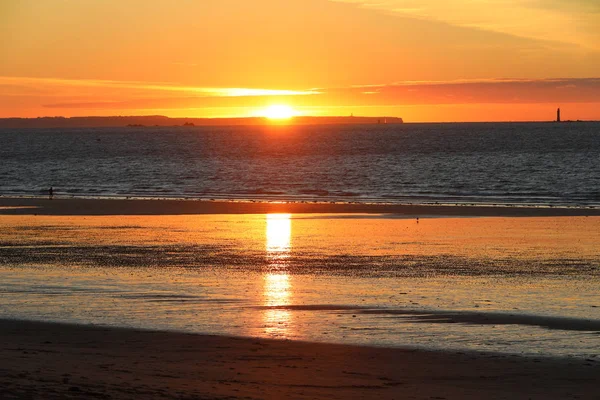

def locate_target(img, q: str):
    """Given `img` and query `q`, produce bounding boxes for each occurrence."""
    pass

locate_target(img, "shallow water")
[0,214,598,357]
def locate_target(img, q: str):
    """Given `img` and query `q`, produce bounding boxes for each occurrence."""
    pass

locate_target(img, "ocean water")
[1,122,599,206]
[0,214,598,358]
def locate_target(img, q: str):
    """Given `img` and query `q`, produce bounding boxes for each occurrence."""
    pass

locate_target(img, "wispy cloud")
[332,0,600,49]
[323,78,600,105]
[0,76,320,98]
[28,77,600,111]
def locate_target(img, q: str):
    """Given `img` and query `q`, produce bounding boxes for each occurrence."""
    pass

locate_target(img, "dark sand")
[1,197,599,217]
[1,320,598,400]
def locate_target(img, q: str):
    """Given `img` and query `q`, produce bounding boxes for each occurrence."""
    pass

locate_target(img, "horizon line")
[0,114,598,125]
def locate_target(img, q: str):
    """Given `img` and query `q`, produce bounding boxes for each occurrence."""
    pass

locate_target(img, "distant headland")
[0,115,404,129]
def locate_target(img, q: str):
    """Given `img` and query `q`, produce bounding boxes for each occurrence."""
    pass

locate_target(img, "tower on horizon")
[557,107,561,122]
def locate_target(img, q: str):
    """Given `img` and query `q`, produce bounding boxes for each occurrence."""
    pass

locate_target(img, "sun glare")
[262,105,297,120]
[266,214,292,255]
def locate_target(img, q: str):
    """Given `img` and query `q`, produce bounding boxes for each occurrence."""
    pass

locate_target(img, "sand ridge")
[1,197,599,217]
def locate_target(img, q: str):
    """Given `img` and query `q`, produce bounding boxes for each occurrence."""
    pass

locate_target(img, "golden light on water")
[266,213,292,256]
[263,273,291,307]
[263,213,293,338]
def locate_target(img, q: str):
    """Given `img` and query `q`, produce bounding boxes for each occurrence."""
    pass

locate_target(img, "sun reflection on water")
[263,273,291,306]
[263,214,293,338]
[266,213,291,257]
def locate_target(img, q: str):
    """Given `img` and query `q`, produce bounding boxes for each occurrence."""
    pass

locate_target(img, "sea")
[0,122,599,359]
[1,122,599,207]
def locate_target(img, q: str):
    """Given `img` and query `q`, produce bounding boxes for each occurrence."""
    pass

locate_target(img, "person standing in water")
[49,187,53,200]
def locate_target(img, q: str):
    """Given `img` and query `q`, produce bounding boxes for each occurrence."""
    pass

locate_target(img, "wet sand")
[1,319,598,400]
[0,196,599,216]
[1,200,599,398]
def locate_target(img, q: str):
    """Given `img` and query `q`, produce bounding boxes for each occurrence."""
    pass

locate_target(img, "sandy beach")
[1,198,599,398]
[1,319,598,400]
[1,196,599,217]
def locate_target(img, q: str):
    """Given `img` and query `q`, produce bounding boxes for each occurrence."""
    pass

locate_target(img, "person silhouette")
[49,187,53,200]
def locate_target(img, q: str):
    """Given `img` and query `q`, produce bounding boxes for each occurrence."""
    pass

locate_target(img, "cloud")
[331,0,600,50]
[0,76,320,98]
[27,77,600,112]
[322,78,600,105]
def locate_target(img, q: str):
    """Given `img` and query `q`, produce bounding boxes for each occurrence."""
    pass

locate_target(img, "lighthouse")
[557,108,561,123]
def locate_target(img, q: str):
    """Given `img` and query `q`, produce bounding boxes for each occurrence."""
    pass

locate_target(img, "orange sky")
[1,0,599,122]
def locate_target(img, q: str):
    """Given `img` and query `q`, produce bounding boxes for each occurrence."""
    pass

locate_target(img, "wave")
[255,305,600,332]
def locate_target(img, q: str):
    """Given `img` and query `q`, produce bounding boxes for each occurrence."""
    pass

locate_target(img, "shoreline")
[1,196,600,217]
[1,318,598,399]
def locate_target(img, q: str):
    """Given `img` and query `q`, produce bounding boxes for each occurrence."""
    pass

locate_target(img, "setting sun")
[262,105,297,120]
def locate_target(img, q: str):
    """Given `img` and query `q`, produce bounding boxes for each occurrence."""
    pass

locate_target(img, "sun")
[262,105,297,120]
